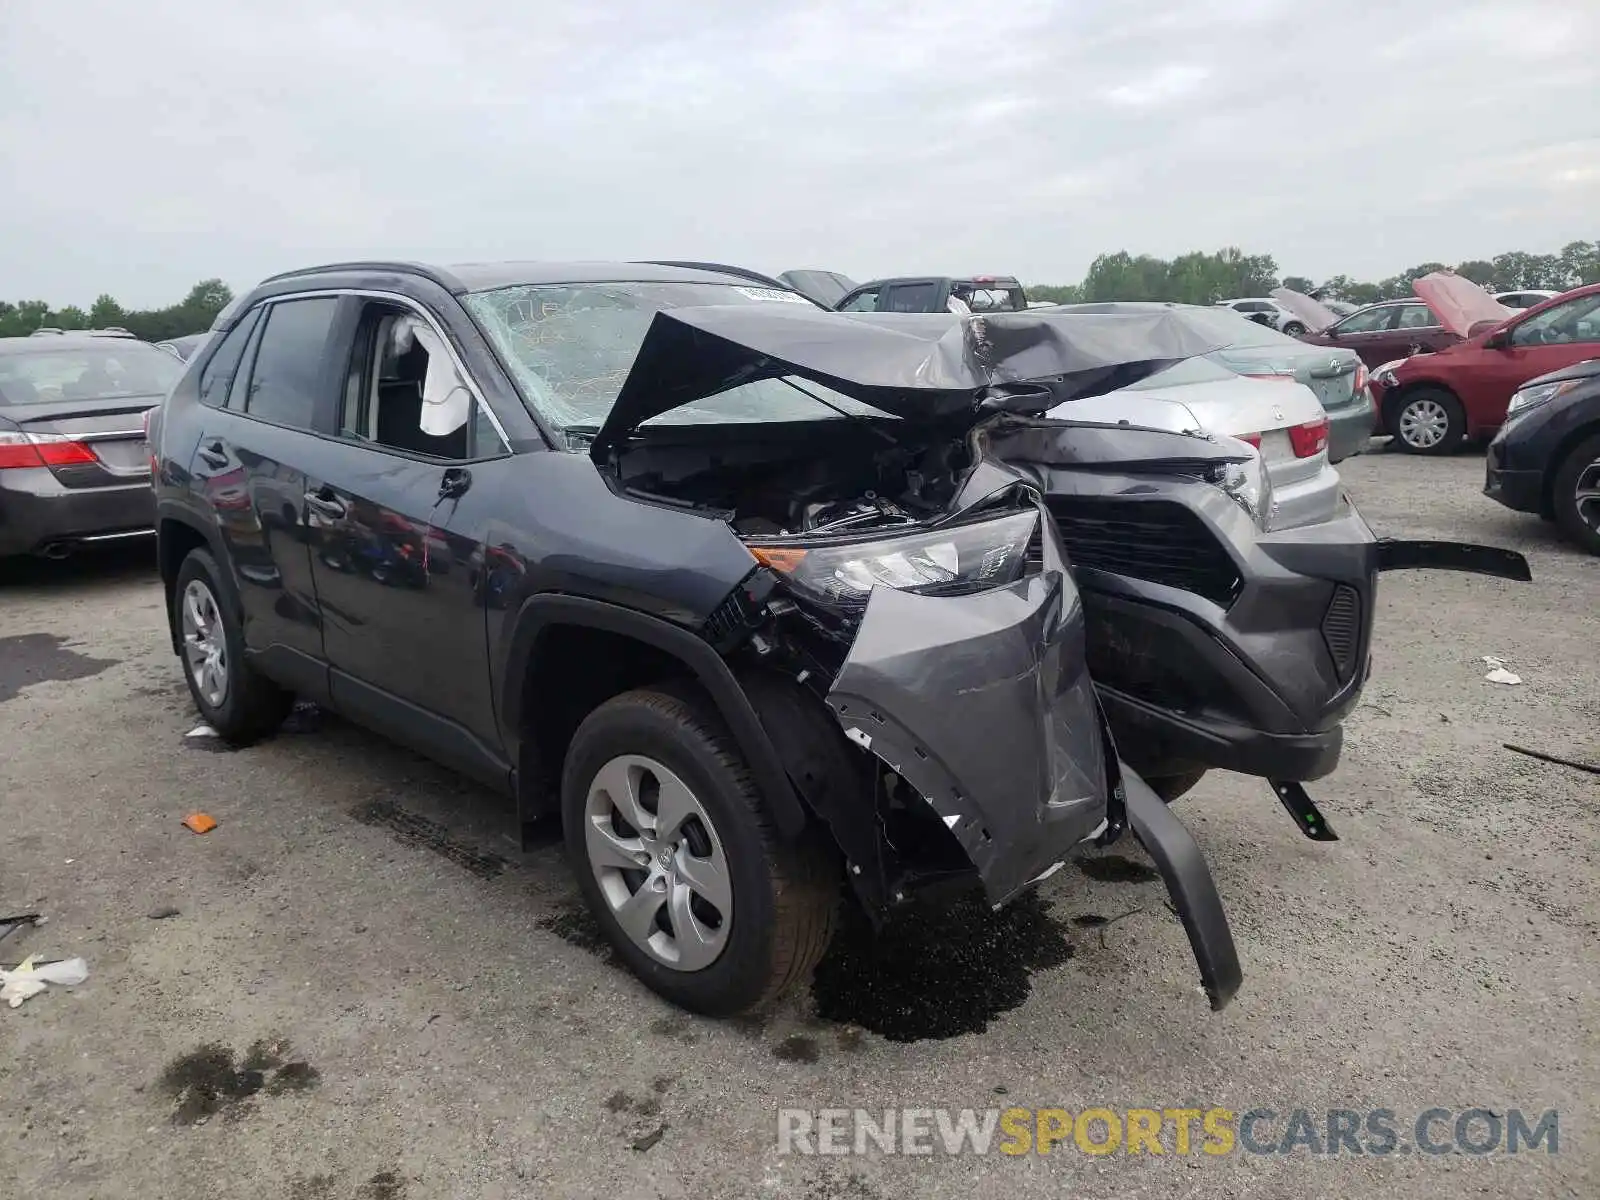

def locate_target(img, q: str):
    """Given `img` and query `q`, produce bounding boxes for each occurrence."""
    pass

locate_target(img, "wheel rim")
[1398,398,1448,448]
[1575,457,1600,535]
[583,754,732,972]
[180,579,229,709]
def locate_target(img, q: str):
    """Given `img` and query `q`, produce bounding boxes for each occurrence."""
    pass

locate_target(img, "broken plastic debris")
[1,955,89,1008]
[185,723,219,738]
[1482,656,1522,686]
[182,813,218,834]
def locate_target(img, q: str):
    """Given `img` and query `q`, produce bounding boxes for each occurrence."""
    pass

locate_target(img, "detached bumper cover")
[1125,770,1242,1010]
[825,510,1107,905]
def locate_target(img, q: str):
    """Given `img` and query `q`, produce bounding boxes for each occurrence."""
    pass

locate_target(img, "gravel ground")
[1,446,1596,1200]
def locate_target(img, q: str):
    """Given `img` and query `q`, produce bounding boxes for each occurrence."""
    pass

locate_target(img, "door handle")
[197,439,228,469]
[303,487,347,519]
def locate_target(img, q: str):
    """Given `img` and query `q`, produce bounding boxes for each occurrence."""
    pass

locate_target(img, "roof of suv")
[260,259,777,295]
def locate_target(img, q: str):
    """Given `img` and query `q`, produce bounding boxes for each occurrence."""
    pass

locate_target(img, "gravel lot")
[2,446,1596,1200]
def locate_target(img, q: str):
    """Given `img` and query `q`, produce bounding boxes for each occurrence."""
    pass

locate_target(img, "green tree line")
[0,279,234,342]
[1028,240,1600,307]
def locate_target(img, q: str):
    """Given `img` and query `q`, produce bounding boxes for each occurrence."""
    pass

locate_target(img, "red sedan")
[1372,280,1600,454]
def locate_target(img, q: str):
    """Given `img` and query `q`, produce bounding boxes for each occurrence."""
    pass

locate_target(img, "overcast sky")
[2,0,1596,307]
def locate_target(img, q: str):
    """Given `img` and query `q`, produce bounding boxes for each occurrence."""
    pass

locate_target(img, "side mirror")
[1323,326,1340,338]
[1481,328,1510,349]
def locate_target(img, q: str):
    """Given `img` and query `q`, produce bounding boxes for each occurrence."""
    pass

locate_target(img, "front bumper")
[814,504,1241,1008]
[0,468,155,557]
[1043,481,1528,783]
[1484,426,1546,514]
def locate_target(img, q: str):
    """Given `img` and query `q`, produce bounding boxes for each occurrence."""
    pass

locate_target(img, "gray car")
[0,334,181,558]
[1050,302,1373,464]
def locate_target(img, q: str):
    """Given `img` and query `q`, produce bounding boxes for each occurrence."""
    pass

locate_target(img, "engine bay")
[609,419,973,538]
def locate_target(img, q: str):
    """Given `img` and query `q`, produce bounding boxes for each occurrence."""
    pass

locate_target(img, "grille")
[1044,496,1243,607]
[1321,584,1361,682]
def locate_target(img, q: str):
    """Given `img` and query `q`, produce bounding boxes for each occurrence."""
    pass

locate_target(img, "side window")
[339,302,504,461]
[1334,306,1393,334]
[1236,301,1271,313]
[883,283,938,312]
[242,298,339,429]
[1395,304,1437,329]
[1510,294,1600,347]
[197,307,262,407]
[839,288,880,312]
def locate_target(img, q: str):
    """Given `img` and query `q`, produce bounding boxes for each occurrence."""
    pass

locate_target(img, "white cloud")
[0,0,1595,307]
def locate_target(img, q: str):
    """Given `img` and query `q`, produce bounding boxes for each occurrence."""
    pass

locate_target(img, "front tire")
[1552,432,1600,556]
[561,685,838,1016]
[173,548,293,743]
[1389,388,1465,455]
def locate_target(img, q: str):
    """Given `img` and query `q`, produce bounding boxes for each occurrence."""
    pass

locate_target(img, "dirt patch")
[158,1040,319,1125]
[811,891,1074,1042]
[0,633,116,704]
[350,799,507,879]
[772,1035,821,1063]
[1077,854,1160,884]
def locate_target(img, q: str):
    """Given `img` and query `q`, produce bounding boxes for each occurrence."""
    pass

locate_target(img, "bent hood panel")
[1413,273,1515,340]
[591,306,1224,461]
[825,511,1108,904]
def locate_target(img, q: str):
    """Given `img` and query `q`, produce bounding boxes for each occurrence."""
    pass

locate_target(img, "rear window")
[0,342,182,406]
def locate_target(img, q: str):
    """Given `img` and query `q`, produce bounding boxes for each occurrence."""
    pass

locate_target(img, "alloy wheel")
[1575,457,1600,536]
[1398,398,1448,449]
[583,754,733,971]
[180,579,229,708]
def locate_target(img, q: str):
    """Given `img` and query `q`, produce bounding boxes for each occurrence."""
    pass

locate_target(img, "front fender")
[497,593,809,838]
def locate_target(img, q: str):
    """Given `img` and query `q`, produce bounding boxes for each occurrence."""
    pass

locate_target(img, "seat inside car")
[369,314,469,460]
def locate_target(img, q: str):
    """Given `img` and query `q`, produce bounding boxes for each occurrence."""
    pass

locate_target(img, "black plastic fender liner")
[498,593,809,839]
[1375,539,1532,581]
[1123,767,1243,1011]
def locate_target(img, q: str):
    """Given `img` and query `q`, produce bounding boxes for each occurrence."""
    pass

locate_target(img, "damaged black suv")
[150,262,1527,1017]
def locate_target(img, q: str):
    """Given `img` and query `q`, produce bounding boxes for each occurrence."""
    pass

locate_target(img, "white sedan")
[1048,355,1341,531]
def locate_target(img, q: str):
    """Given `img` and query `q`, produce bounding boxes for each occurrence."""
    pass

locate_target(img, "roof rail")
[258,260,463,292]
[639,260,796,292]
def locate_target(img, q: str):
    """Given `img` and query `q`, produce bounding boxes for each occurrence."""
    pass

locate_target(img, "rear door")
[296,294,511,784]
[186,296,337,679]
[1323,304,1408,366]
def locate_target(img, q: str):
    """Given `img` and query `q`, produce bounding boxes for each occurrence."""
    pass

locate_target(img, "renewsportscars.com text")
[777,1106,1560,1157]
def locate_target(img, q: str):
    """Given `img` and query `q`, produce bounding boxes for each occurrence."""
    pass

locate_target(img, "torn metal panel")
[1374,539,1532,580]
[591,306,1225,461]
[823,507,1108,905]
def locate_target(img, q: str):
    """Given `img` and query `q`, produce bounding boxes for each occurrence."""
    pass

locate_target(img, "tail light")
[1288,417,1329,458]
[1236,432,1263,449]
[0,430,98,470]
[1352,363,1369,394]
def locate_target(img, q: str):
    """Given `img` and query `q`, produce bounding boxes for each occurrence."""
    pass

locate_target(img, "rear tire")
[173,548,293,744]
[1552,432,1600,556]
[1148,769,1207,804]
[561,685,838,1016]
[1388,387,1465,455]
[1282,321,1308,336]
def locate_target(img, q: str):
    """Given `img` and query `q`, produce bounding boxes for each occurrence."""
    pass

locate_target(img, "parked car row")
[130,257,1536,1018]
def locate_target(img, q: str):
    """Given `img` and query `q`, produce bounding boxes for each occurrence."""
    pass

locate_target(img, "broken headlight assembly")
[748,509,1039,610]
[1206,442,1275,530]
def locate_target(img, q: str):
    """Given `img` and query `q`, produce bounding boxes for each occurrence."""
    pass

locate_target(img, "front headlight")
[748,510,1039,609]
[1506,379,1575,419]
[1207,442,1275,530]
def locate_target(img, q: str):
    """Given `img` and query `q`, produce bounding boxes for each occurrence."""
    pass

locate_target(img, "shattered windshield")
[463,281,886,432]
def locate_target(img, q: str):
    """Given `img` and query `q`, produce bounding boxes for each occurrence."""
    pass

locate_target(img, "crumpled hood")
[1412,272,1515,340]
[590,305,1223,461]
[1270,287,1341,333]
